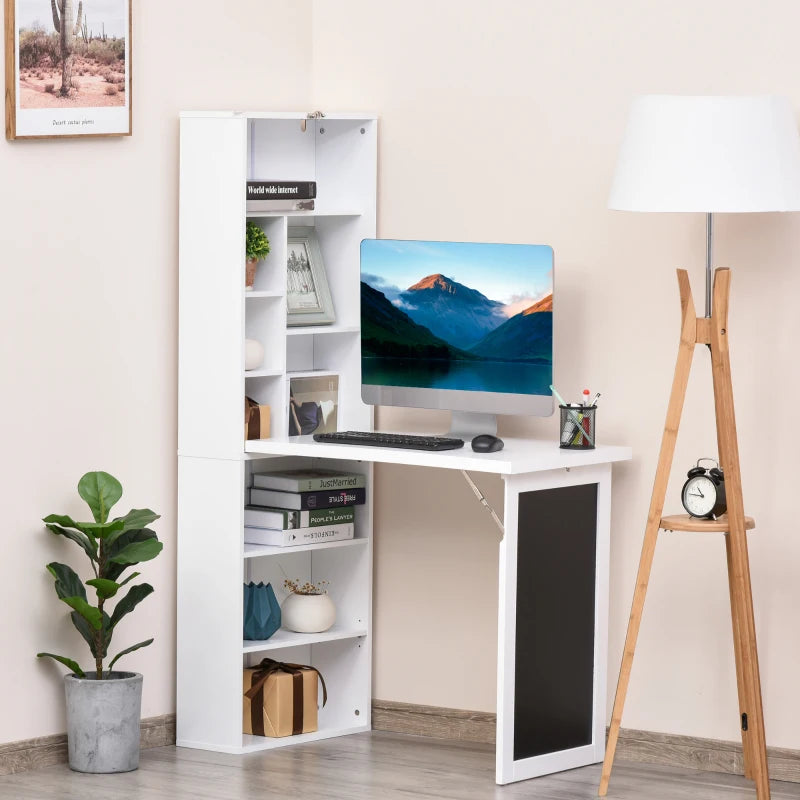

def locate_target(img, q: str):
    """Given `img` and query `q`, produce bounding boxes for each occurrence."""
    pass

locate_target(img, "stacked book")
[246,180,317,213]
[245,468,366,548]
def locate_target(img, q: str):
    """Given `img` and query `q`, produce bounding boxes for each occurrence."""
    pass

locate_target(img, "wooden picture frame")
[5,0,132,140]
[286,226,335,327]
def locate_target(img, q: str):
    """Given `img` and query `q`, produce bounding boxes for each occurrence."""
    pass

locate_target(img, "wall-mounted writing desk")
[243,435,631,784]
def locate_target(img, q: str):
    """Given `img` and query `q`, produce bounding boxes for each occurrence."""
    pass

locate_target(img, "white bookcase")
[177,111,377,754]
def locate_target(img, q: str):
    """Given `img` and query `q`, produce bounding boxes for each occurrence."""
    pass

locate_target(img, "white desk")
[244,436,631,784]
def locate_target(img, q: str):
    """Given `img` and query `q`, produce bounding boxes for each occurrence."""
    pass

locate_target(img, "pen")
[590,392,601,407]
[583,389,591,407]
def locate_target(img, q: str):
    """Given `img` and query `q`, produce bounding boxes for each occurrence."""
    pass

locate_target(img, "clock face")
[682,475,717,517]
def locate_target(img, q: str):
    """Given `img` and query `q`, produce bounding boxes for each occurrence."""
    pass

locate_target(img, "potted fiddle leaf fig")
[245,220,271,290]
[37,471,162,774]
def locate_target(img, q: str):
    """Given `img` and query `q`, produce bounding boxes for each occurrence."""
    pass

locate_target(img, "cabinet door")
[179,116,248,459]
[496,463,611,784]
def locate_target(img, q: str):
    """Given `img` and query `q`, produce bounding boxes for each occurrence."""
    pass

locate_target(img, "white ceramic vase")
[281,592,336,633]
[244,339,265,371]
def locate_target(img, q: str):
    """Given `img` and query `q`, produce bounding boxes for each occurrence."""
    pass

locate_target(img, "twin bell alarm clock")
[681,458,727,520]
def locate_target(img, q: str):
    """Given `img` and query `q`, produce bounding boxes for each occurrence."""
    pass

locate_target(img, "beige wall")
[4,0,800,756]
[312,1,800,749]
[0,0,312,743]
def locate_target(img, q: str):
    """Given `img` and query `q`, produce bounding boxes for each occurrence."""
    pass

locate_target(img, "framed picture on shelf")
[5,0,132,140]
[288,374,338,437]
[286,227,335,326]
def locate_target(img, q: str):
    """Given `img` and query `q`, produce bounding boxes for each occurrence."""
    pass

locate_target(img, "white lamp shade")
[609,95,800,212]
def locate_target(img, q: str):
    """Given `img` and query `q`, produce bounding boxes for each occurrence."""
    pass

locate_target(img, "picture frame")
[288,373,339,437]
[5,0,132,140]
[286,226,335,327]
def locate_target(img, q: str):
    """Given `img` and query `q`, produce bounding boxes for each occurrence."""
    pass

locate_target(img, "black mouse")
[471,434,504,453]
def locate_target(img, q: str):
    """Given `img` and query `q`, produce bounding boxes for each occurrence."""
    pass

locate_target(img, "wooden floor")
[2,731,800,800]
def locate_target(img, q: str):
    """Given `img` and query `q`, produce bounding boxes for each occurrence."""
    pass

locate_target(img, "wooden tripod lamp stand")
[599,96,800,800]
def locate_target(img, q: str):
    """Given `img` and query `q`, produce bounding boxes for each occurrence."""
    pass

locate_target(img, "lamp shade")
[609,95,800,212]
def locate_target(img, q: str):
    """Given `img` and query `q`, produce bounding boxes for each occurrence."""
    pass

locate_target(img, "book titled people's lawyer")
[249,486,366,511]
[252,469,366,493]
[244,504,355,530]
[246,181,317,200]
[244,523,354,548]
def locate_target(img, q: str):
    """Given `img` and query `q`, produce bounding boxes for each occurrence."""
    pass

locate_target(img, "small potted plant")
[281,578,335,633]
[246,221,271,290]
[37,471,162,773]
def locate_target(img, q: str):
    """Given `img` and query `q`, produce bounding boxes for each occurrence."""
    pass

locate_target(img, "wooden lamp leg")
[710,268,770,800]
[599,270,698,796]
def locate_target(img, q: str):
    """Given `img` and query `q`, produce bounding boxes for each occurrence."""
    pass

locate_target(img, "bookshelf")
[177,111,377,754]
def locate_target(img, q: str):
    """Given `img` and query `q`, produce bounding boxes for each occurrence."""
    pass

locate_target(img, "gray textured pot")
[64,671,142,773]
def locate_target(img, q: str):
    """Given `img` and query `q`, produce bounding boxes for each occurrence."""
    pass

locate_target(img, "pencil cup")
[559,405,596,450]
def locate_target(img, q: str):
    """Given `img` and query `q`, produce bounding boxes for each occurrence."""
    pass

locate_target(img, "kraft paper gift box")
[243,659,327,737]
[245,397,270,440]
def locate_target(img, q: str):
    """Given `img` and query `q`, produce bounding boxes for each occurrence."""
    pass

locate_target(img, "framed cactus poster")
[5,0,131,139]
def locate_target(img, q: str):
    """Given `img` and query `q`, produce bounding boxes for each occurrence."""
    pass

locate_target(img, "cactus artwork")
[50,0,84,96]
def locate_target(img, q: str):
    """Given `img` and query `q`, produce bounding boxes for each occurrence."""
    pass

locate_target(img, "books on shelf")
[247,198,315,212]
[252,469,366,493]
[244,522,354,548]
[246,181,317,200]
[249,486,366,511]
[244,504,355,530]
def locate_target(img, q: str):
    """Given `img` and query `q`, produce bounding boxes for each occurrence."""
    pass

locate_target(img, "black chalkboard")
[513,483,598,761]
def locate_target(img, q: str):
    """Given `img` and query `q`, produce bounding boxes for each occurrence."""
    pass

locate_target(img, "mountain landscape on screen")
[361,272,553,384]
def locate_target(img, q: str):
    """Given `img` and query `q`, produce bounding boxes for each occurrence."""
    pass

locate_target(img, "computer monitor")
[360,239,554,436]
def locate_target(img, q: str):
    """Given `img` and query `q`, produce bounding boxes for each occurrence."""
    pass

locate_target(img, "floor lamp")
[599,95,800,800]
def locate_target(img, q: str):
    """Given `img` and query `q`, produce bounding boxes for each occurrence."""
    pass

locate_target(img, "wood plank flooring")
[2,731,800,800]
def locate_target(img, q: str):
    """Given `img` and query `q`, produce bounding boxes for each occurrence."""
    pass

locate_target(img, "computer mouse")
[471,434,504,453]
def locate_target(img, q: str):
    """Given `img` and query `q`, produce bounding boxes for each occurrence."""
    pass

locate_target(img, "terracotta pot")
[245,258,258,290]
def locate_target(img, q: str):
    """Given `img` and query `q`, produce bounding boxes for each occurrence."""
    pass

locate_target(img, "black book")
[249,486,366,510]
[246,181,317,200]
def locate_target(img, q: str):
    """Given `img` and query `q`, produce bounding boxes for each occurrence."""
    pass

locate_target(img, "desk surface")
[245,435,632,475]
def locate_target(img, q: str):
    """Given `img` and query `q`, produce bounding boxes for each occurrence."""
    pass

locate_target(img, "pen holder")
[559,405,595,450]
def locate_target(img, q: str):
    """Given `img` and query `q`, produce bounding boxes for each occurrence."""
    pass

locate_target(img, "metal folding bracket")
[460,470,504,537]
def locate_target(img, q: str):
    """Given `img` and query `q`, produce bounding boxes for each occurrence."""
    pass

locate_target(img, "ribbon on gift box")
[244,658,328,736]
[245,396,270,440]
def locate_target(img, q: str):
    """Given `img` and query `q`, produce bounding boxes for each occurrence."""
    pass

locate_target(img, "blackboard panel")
[513,483,598,761]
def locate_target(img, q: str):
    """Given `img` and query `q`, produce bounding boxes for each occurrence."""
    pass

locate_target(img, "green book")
[252,468,366,493]
[244,504,356,530]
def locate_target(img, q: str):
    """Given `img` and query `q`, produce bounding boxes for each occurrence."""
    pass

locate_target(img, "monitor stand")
[448,411,498,440]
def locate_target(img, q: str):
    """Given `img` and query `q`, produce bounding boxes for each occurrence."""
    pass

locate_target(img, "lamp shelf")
[660,513,756,533]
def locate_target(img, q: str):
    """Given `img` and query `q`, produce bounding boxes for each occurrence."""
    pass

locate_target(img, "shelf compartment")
[244,537,368,559]
[245,369,283,378]
[286,325,360,336]
[240,724,369,753]
[242,624,367,653]
[660,513,756,533]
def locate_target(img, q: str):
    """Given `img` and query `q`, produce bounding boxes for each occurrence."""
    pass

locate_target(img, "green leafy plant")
[246,221,271,262]
[37,471,162,679]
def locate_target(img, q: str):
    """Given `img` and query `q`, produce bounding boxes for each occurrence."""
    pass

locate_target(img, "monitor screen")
[360,239,554,418]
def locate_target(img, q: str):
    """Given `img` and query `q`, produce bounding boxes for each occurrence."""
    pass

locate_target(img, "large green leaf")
[104,528,158,582]
[77,519,125,539]
[107,638,153,672]
[61,596,102,630]
[109,538,163,566]
[86,578,121,599]
[43,523,97,561]
[113,508,161,532]
[109,584,153,629]
[37,652,85,678]
[78,472,122,523]
[70,610,112,658]
[46,562,87,602]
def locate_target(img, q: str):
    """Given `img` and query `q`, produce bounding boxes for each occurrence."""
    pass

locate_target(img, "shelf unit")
[177,111,377,754]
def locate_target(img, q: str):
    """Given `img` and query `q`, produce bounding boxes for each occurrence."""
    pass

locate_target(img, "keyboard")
[313,431,465,451]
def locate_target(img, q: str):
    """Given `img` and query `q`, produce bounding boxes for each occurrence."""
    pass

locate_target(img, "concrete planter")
[64,671,143,773]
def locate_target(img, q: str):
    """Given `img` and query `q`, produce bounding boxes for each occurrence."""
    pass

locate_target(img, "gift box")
[243,658,328,737]
[245,396,270,440]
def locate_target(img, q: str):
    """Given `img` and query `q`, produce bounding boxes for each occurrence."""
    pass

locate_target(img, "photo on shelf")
[288,374,338,436]
[286,227,335,326]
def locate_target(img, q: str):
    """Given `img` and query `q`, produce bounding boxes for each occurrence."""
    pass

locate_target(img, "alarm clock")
[681,458,727,519]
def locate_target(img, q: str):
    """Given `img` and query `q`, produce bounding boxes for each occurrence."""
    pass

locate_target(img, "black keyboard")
[313,431,465,451]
